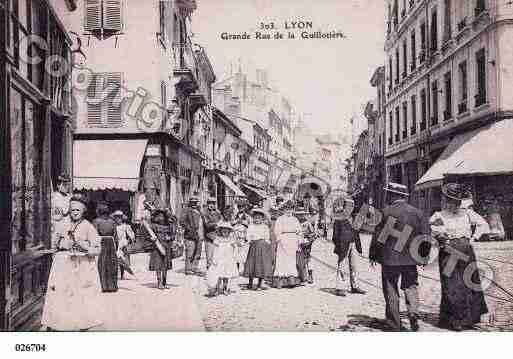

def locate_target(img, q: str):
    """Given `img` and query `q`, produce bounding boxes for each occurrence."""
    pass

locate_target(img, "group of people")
[366,181,490,331]
[180,195,321,296]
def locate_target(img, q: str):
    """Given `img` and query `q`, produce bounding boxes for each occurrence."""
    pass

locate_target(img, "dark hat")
[57,174,71,183]
[442,183,468,201]
[70,193,89,207]
[384,182,409,197]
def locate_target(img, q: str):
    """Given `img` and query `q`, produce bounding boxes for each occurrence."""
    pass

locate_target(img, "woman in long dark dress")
[430,183,490,331]
[93,202,118,293]
[243,208,273,290]
[147,209,176,290]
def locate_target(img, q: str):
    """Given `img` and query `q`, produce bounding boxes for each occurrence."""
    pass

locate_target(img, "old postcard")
[1,0,513,344]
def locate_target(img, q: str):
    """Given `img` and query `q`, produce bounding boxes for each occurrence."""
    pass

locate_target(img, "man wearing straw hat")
[180,196,205,275]
[369,182,431,331]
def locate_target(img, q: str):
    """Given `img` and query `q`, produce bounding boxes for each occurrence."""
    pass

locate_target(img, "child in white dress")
[205,221,239,296]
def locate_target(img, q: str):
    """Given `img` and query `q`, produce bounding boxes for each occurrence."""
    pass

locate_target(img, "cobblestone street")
[186,234,513,332]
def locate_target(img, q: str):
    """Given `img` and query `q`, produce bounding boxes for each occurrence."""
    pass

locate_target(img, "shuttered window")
[87,72,123,127]
[84,0,123,38]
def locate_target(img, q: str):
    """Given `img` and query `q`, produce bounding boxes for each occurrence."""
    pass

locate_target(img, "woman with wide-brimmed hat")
[146,209,176,290]
[42,193,103,331]
[242,207,274,290]
[430,183,490,331]
[273,199,302,288]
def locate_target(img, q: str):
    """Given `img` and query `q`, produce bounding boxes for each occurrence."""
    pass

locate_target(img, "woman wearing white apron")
[42,193,103,331]
[273,200,302,288]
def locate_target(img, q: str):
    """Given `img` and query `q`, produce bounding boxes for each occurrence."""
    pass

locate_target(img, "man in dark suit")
[369,182,431,331]
[180,196,204,275]
[202,197,223,270]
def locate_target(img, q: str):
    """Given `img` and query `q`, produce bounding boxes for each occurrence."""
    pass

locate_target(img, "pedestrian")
[430,183,490,331]
[369,182,431,331]
[273,200,302,288]
[296,207,316,284]
[243,207,274,290]
[93,202,118,293]
[205,221,239,296]
[51,174,72,223]
[203,197,224,270]
[112,211,135,280]
[223,205,235,223]
[42,193,103,331]
[332,197,366,296]
[146,209,176,290]
[233,220,249,273]
[180,196,204,275]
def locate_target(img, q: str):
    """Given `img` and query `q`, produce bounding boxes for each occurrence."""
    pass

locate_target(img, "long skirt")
[274,233,300,277]
[149,241,173,271]
[41,252,103,330]
[438,238,488,328]
[206,244,239,289]
[98,237,118,292]
[243,240,274,279]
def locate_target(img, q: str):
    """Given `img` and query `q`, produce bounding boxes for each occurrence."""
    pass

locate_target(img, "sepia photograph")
[1,0,513,352]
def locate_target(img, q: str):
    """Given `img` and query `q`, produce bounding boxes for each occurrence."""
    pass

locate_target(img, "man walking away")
[180,196,204,275]
[203,197,223,270]
[369,182,431,331]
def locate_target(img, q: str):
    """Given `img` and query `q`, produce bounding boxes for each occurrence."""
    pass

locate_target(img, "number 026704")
[14,344,47,352]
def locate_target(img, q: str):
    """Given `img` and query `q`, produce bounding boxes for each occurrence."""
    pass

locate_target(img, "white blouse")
[246,224,270,242]
[430,209,490,241]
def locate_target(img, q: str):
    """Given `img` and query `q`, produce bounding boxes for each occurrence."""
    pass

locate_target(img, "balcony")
[457,18,467,32]
[458,101,468,114]
[172,40,199,95]
[430,116,438,126]
[443,110,452,121]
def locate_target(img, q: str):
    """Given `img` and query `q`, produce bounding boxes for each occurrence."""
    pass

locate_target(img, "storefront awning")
[73,139,148,192]
[241,183,268,200]
[218,174,246,197]
[416,119,513,190]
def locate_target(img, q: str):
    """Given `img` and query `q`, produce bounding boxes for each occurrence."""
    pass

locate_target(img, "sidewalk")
[91,254,205,331]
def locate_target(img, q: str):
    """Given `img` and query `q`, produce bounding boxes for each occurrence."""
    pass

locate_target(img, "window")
[389,111,393,145]
[420,88,427,130]
[411,95,417,135]
[395,106,400,142]
[159,1,167,46]
[411,31,416,71]
[420,23,427,62]
[395,49,400,84]
[87,72,123,127]
[84,0,123,39]
[430,8,438,52]
[393,0,399,27]
[431,80,439,125]
[388,57,393,90]
[458,61,468,113]
[444,72,452,120]
[402,102,408,139]
[444,0,452,41]
[475,0,486,16]
[476,48,487,107]
[402,40,408,78]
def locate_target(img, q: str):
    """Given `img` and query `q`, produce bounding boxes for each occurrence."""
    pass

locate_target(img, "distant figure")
[93,202,118,293]
[180,196,204,275]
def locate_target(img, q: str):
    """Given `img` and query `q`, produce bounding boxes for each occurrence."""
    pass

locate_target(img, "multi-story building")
[1,0,76,330]
[365,66,387,209]
[54,0,211,218]
[384,0,513,218]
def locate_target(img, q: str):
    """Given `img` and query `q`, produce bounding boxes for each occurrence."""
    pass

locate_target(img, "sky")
[192,0,386,137]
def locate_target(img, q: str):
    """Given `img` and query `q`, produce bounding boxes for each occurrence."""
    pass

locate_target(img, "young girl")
[205,221,239,296]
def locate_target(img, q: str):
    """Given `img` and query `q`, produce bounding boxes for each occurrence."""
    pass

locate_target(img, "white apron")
[273,215,302,277]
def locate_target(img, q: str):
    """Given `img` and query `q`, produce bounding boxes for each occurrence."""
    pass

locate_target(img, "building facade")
[1,0,75,330]
[384,0,513,215]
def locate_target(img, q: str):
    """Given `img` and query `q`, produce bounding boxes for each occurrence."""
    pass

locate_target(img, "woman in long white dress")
[41,194,103,331]
[273,200,302,288]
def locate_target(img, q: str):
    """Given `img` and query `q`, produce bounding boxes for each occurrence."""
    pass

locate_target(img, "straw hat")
[442,183,468,201]
[217,221,233,231]
[112,210,124,217]
[251,207,267,217]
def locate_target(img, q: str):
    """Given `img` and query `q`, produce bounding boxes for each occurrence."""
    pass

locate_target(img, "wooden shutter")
[106,72,123,127]
[87,74,103,127]
[84,0,102,33]
[103,0,123,33]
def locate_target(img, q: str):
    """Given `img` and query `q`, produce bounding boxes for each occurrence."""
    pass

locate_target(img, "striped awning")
[73,139,148,192]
